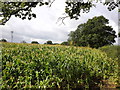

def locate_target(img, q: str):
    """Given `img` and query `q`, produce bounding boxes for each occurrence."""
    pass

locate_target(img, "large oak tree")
[68,16,117,48]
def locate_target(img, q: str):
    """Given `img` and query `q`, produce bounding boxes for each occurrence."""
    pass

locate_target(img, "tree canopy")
[0,2,48,25]
[0,0,119,25]
[61,41,68,45]
[31,41,39,44]
[68,16,117,48]
[119,32,120,37]
[0,38,7,42]
[46,40,53,44]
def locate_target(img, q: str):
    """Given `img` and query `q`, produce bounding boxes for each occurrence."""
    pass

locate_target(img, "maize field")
[1,42,118,89]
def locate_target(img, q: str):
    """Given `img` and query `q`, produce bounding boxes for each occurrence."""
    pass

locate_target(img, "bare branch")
[56,16,69,25]
[49,0,55,7]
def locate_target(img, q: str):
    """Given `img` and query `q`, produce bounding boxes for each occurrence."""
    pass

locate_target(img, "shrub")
[31,41,39,44]
[99,45,120,85]
[61,41,68,45]
[46,41,52,44]
[99,45,120,60]
[0,39,7,42]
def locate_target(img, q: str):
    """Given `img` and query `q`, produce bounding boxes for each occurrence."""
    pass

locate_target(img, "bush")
[46,41,52,44]
[61,41,68,45]
[99,45,120,60]
[99,45,120,85]
[2,43,118,89]
[0,38,7,42]
[31,41,39,44]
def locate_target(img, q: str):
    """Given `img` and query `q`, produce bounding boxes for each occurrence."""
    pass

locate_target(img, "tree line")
[0,39,60,45]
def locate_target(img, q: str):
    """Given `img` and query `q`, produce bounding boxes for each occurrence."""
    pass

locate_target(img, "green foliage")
[119,32,120,37]
[65,2,93,20]
[61,41,68,45]
[46,40,53,44]
[53,43,59,45]
[2,42,118,89]
[68,16,117,48]
[0,38,7,42]
[99,45,120,60]
[0,1,119,25]
[0,2,49,25]
[65,1,119,20]
[31,41,39,44]
[99,45,120,84]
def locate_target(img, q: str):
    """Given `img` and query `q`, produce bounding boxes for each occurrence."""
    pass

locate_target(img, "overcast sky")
[0,1,119,44]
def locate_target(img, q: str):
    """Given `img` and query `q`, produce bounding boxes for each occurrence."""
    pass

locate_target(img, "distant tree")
[68,16,117,48]
[46,40,53,44]
[61,41,68,45]
[31,41,39,44]
[53,43,59,45]
[21,40,27,43]
[0,38,7,42]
